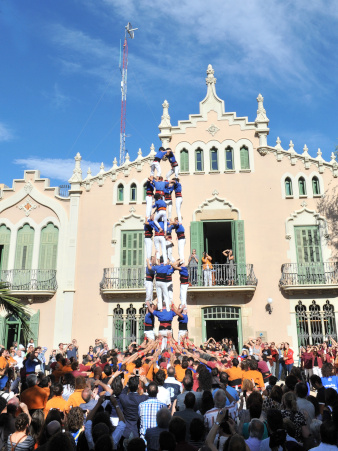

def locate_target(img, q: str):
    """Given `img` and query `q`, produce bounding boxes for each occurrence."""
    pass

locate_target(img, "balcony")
[187,263,257,295]
[0,269,58,299]
[100,267,146,298]
[279,262,338,294]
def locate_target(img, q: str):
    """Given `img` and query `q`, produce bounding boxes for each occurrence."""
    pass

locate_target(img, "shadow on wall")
[317,184,338,259]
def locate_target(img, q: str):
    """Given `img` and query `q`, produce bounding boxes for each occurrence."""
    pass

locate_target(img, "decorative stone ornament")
[69,152,83,184]
[255,93,269,147]
[18,197,37,216]
[205,64,217,85]
[24,181,33,194]
[206,124,220,136]
[158,100,172,146]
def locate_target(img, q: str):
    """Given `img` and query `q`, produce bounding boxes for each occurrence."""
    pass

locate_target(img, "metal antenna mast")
[119,22,137,166]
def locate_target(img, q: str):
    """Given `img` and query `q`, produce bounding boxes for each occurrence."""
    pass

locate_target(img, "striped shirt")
[138,398,166,438]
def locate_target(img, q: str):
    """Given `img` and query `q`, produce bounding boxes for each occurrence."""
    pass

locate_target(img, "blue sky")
[0,0,337,187]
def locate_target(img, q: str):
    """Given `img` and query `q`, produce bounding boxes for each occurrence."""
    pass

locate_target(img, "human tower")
[143,147,189,347]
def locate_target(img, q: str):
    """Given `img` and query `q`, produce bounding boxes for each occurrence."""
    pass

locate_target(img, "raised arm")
[146,301,155,314]
[171,304,183,319]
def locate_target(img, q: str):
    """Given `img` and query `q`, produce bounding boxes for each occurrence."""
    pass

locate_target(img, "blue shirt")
[174,182,182,194]
[152,264,172,275]
[138,398,166,439]
[322,376,338,392]
[153,310,176,322]
[152,180,168,193]
[173,223,185,233]
[144,312,154,326]
[85,419,126,450]
[168,152,177,165]
[153,199,167,211]
[154,150,167,160]
[164,184,174,194]
[178,313,188,324]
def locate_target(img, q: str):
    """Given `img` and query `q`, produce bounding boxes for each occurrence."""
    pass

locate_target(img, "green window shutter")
[180,150,189,172]
[240,147,249,170]
[29,310,40,347]
[0,225,11,271]
[285,178,293,196]
[0,316,5,347]
[298,178,306,196]
[225,147,234,170]
[295,226,324,284]
[231,220,246,284]
[118,185,124,202]
[143,184,147,201]
[39,224,59,270]
[120,231,144,268]
[130,184,137,201]
[195,149,204,171]
[312,177,320,195]
[15,225,34,270]
[190,221,204,262]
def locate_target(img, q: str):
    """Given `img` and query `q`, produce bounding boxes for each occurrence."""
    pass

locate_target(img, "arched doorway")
[202,306,242,352]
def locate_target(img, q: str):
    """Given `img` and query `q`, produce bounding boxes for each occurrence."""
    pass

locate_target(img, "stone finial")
[68,152,83,183]
[112,157,118,170]
[125,153,130,164]
[317,148,323,159]
[159,99,171,129]
[99,162,105,173]
[288,140,295,153]
[206,64,217,86]
[150,143,156,155]
[275,137,282,150]
[330,152,337,165]
[137,148,142,160]
[86,167,92,180]
[302,144,309,156]
[255,94,269,123]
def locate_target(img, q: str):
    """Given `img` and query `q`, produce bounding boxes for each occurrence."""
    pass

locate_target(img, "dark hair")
[155,370,166,386]
[61,372,75,388]
[325,388,338,407]
[94,435,113,451]
[147,382,158,397]
[200,390,214,415]
[198,369,212,391]
[249,359,258,371]
[269,385,283,404]
[67,406,84,432]
[15,413,29,432]
[310,374,322,387]
[266,409,283,432]
[126,438,146,451]
[185,368,193,378]
[112,377,123,396]
[320,421,337,445]
[295,382,308,399]
[169,417,186,443]
[159,431,176,451]
[307,395,320,417]
[128,376,139,393]
[184,392,196,409]
[249,402,262,419]
[92,423,109,444]
[322,362,334,378]
[75,376,86,390]
[182,376,193,391]
[47,432,74,451]
[232,358,239,367]
[268,376,277,386]
[285,375,298,391]
[189,418,205,441]
[103,365,112,377]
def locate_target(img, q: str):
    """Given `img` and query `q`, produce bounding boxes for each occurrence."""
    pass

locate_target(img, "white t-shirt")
[13,356,24,369]
[157,386,171,406]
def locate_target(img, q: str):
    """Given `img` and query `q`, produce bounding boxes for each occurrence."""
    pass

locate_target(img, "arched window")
[323,300,337,339]
[143,183,147,201]
[180,149,189,172]
[295,301,309,346]
[298,177,307,196]
[117,184,124,202]
[14,224,35,289]
[39,223,59,270]
[240,146,250,170]
[312,176,320,195]
[225,147,234,171]
[0,225,11,271]
[285,177,293,196]
[195,148,204,172]
[113,304,124,349]
[210,147,218,171]
[130,183,137,202]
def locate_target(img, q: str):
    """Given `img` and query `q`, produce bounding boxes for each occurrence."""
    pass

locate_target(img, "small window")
[195,148,204,172]
[225,147,234,171]
[312,177,320,195]
[180,149,189,172]
[240,146,250,170]
[143,183,147,201]
[299,177,307,196]
[118,184,124,202]
[285,177,293,196]
[210,147,218,171]
[130,183,137,202]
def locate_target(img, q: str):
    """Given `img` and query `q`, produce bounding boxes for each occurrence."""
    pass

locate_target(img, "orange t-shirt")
[44,396,69,417]
[126,363,136,374]
[225,367,243,384]
[242,370,264,389]
[174,365,186,383]
[0,356,8,370]
[21,386,49,410]
[66,389,84,410]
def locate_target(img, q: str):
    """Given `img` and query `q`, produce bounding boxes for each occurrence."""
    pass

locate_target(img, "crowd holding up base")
[0,334,338,450]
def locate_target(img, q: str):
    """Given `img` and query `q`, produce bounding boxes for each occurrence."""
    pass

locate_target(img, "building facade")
[1,65,338,355]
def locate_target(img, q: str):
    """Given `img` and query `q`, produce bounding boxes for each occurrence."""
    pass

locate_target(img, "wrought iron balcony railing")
[188,263,257,287]
[0,269,58,292]
[279,262,338,287]
[100,263,257,291]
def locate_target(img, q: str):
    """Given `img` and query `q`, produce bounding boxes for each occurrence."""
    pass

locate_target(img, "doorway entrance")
[203,222,232,264]
[202,306,243,352]
[5,316,22,349]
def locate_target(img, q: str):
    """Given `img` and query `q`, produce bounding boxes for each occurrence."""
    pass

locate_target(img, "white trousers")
[175,197,183,223]
[167,282,173,304]
[145,280,153,302]
[145,237,152,260]
[154,211,167,233]
[166,166,179,179]
[178,238,185,263]
[144,330,155,341]
[154,236,167,263]
[159,329,171,350]
[146,196,153,218]
[313,366,322,377]
[166,240,174,263]
[156,280,169,311]
[204,268,212,286]
[165,199,172,219]
[180,283,188,306]
[150,161,161,177]
[178,330,188,341]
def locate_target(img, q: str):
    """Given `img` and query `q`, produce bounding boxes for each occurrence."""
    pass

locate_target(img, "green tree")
[0,282,31,340]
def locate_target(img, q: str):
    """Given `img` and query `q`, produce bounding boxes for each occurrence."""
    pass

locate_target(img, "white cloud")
[13,157,110,182]
[42,83,70,109]
[0,122,14,142]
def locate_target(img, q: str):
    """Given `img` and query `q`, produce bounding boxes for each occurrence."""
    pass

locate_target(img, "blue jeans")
[278,361,284,380]
[285,363,293,376]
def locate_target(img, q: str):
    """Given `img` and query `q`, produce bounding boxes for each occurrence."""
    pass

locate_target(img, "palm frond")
[0,282,32,341]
